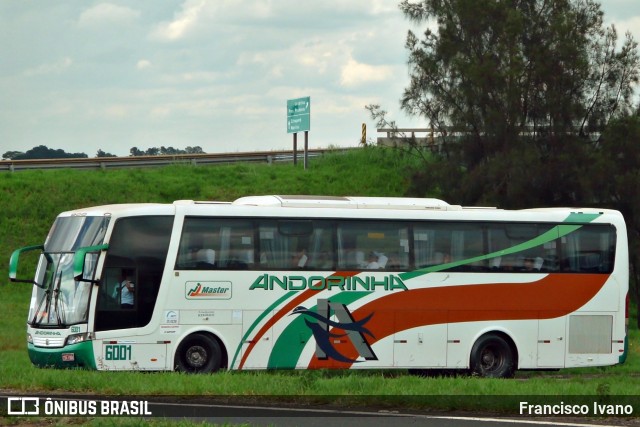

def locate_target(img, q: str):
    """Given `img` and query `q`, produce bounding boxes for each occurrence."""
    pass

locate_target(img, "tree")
[387,0,639,206]
[185,146,204,154]
[2,151,25,160]
[398,0,638,157]
[159,146,177,155]
[129,146,207,156]
[591,114,640,319]
[96,149,116,158]
[4,145,88,160]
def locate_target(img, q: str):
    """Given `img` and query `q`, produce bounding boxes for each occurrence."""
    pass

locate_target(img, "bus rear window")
[560,225,615,273]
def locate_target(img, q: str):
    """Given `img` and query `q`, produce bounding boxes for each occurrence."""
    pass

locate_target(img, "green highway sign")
[287,96,310,133]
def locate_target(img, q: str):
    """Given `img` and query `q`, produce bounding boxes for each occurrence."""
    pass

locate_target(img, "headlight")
[27,333,33,344]
[65,333,90,346]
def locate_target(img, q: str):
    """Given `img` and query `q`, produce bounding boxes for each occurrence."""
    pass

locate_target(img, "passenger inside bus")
[195,249,216,269]
[365,251,380,269]
[291,248,308,268]
[522,256,544,271]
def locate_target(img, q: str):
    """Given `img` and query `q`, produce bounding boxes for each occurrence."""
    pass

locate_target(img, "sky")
[2,1,640,157]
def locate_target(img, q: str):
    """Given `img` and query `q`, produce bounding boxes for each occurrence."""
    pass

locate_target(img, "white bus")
[9,195,629,378]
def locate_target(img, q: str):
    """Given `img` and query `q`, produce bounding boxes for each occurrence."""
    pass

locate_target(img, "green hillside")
[0,147,419,270]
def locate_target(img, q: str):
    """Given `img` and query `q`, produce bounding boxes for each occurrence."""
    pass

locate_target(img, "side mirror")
[9,245,44,283]
[73,244,109,282]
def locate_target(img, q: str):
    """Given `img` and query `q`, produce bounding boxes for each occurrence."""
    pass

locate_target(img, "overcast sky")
[2,1,639,157]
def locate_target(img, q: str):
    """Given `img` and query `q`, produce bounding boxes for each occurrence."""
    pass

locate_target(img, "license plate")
[62,353,75,362]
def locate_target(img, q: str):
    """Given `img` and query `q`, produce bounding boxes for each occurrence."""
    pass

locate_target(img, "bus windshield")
[28,215,109,327]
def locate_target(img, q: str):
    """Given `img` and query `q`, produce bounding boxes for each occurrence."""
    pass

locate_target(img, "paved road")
[148,400,638,427]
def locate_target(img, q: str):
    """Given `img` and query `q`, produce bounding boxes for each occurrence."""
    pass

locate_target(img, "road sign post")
[304,130,308,169]
[287,97,310,168]
[293,133,297,166]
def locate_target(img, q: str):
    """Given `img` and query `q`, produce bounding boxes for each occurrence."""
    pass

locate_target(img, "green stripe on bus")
[28,341,96,369]
[230,290,298,369]
[400,213,600,281]
[619,336,628,364]
[267,291,371,369]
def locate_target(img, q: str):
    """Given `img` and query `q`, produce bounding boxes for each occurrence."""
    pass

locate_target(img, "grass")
[1,343,638,397]
[0,147,639,419]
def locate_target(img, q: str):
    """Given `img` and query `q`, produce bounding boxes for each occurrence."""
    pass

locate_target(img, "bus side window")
[560,225,615,273]
[487,224,557,272]
[338,221,409,271]
[176,218,254,270]
[258,220,329,270]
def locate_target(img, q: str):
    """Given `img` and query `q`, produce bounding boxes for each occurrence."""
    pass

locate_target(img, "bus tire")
[175,333,222,373]
[470,333,515,378]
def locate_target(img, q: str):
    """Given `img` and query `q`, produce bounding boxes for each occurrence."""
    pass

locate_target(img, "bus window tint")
[175,218,616,274]
[414,223,485,271]
[176,218,254,270]
[259,220,333,270]
[337,221,409,270]
[487,224,557,272]
[560,225,615,273]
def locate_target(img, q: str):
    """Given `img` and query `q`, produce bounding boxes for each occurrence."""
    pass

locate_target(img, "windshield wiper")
[52,272,65,327]
[32,288,51,326]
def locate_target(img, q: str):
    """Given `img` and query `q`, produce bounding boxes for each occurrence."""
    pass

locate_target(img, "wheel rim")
[186,345,208,368]
[480,345,503,372]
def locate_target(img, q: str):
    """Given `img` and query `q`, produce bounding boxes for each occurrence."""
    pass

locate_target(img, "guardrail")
[0,149,331,172]
[377,128,443,152]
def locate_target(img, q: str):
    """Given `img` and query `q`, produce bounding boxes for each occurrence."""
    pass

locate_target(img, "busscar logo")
[291,299,377,363]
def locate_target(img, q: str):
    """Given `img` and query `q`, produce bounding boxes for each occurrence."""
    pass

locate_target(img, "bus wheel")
[470,334,515,378]
[175,333,222,373]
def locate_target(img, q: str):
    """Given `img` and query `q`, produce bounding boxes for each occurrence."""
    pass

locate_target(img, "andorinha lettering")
[249,274,408,291]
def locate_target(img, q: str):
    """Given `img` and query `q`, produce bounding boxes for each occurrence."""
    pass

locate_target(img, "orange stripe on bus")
[307,274,608,369]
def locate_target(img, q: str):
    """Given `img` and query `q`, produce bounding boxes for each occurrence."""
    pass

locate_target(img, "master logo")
[185,281,232,300]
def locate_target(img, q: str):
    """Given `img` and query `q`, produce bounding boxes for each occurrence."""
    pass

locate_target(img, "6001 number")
[105,344,132,361]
